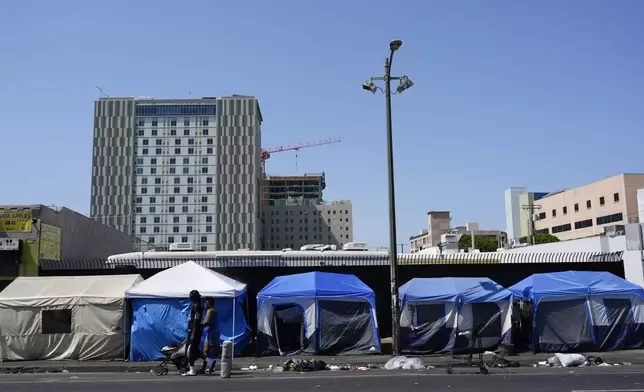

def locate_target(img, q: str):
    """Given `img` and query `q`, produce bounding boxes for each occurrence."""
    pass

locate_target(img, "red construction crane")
[260,137,341,173]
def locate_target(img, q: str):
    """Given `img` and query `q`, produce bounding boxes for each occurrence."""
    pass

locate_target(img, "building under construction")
[262,173,326,206]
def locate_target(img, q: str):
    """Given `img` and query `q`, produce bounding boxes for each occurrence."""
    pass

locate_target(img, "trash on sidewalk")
[534,353,611,368]
[280,359,328,372]
[384,356,426,370]
[486,355,520,368]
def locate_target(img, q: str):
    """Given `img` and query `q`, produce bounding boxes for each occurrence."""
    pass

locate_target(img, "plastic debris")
[556,353,587,368]
[384,356,408,370]
[402,358,425,370]
[486,355,520,368]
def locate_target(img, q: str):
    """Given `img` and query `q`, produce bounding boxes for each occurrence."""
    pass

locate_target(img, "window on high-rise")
[600,196,605,206]
[201,167,208,174]
[184,129,189,135]
[169,197,175,203]
[187,178,194,184]
[206,187,213,193]
[173,216,180,223]
[135,207,142,213]
[586,200,592,209]
[140,227,146,233]
[175,148,181,154]
[184,120,190,126]
[169,168,176,174]
[156,139,162,145]
[149,207,156,213]
[187,226,193,233]
[170,129,176,136]
[207,148,213,154]
[174,178,180,184]
[207,138,213,145]
[182,236,188,242]
[201,246,207,251]
[154,227,160,233]
[174,187,180,193]
[143,139,149,145]
[202,120,209,126]
[138,120,145,126]
[149,197,156,203]
[169,206,175,212]
[187,187,194,193]
[140,217,147,224]
[206,226,213,232]
[155,187,161,194]
[171,120,177,126]
[206,216,212,223]
[187,217,193,223]
[182,197,189,203]
[614,193,620,202]
[154,217,161,223]
[182,206,189,212]
[155,148,162,154]
[201,206,208,212]
[202,196,208,202]
[183,168,189,174]
[188,139,195,145]
[141,178,148,184]
[201,236,207,243]
[151,158,157,165]
[141,188,148,194]
[202,157,208,164]
[152,120,158,126]
[152,130,158,136]
[173,227,179,233]
[175,139,181,145]
[168,236,175,243]
[203,129,209,136]
[206,177,213,184]
[142,149,148,155]
[188,148,194,154]
[155,178,161,184]
[183,158,189,164]
[148,237,155,243]
[170,158,176,164]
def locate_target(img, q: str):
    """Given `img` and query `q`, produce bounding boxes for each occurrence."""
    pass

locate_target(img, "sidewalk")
[2,350,644,373]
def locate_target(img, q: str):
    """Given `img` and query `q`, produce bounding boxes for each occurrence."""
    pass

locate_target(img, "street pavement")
[3,349,644,373]
[1,367,644,392]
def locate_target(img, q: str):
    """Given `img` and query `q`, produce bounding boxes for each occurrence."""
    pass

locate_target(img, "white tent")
[0,274,143,361]
[125,261,246,298]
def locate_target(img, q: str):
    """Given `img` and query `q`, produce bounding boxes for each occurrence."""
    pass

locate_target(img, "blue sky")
[1,0,643,248]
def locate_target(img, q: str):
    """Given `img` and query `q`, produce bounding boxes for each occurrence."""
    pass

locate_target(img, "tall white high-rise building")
[90,96,263,251]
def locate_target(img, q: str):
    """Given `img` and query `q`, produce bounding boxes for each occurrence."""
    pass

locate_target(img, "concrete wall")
[504,227,644,287]
[40,206,133,260]
[505,187,526,244]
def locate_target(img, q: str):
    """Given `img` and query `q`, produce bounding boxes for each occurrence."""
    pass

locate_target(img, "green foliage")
[458,234,499,252]
[519,233,560,245]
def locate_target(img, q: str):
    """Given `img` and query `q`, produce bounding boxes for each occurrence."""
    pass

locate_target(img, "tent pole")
[232,294,236,360]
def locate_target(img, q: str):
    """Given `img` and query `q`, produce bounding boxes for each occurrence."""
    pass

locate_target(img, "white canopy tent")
[125,260,247,298]
[125,261,248,360]
[0,274,143,361]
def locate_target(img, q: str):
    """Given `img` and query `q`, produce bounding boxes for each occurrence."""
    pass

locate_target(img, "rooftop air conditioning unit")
[169,242,194,252]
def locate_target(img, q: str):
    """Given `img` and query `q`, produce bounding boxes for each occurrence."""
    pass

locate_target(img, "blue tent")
[125,261,250,361]
[398,277,513,354]
[256,272,381,356]
[509,271,644,352]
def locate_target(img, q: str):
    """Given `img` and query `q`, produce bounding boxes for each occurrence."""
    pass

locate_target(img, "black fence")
[39,258,625,339]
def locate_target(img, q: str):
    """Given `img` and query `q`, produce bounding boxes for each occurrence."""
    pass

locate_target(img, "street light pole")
[362,39,413,357]
[384,51,401,356]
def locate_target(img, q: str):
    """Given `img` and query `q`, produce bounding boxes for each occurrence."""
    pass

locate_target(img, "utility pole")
[398,243,407,253]
[521,204,541,245]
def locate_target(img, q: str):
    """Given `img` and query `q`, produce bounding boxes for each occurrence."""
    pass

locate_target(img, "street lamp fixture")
[361,39,413,356]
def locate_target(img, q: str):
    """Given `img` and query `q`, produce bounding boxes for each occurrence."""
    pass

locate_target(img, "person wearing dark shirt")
[202,297,219,374]
[184,290,204,376]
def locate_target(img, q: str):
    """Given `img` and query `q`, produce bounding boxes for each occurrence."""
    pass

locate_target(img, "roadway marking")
[571,390,644,392]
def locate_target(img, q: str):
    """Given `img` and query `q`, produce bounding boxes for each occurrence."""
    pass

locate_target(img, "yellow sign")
[0,210,32,233]
[39,224,61,261]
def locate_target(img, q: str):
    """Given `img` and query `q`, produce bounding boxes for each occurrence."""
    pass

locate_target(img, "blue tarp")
[509,271,644,353]
[129,296,249,361]
[399,277,513,305]
[509,271,644,304]
[256,272,381,356]
[258,271,377,309]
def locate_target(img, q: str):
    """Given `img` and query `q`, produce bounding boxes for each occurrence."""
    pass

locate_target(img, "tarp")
[0,274,143,361]
[127,261,250,361]
[509,271,644,353]
[257,272,380,356]
[509,271,644,304]
[125,260,247,298]
[398,277,513,355]
[399,277,513,304]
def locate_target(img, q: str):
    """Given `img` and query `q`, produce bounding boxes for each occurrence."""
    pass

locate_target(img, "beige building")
[262,200,353,250]
[409,230,430,252]
[533,174,644,241]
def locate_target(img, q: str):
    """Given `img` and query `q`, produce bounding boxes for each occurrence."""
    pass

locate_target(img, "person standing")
[202,297,219,374]
[184,290,204,376]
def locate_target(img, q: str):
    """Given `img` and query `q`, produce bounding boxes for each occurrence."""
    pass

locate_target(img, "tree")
[519,233,560,245]
[458,234,499,252]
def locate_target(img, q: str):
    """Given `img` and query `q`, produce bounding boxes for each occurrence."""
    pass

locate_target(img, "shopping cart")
[445,324,489,375]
